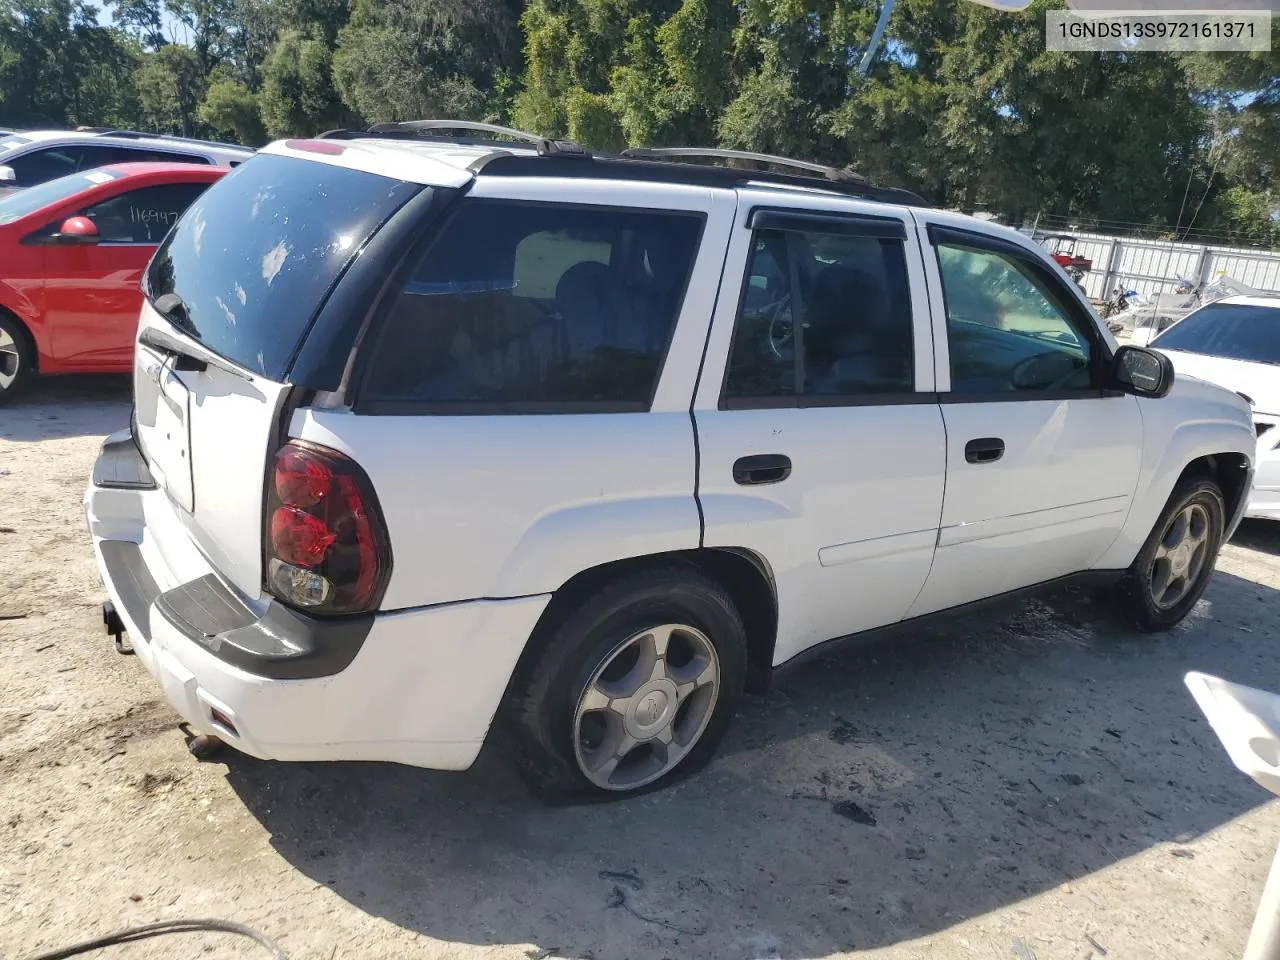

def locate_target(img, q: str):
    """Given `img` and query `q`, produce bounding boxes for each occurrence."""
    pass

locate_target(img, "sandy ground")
[3,374,1280,960]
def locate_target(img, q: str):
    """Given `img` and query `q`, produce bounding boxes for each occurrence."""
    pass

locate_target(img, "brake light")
[264,441,391,614]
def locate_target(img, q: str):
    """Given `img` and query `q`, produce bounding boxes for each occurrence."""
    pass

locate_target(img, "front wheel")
[505,564,747,801]
[1120,477,1225,630]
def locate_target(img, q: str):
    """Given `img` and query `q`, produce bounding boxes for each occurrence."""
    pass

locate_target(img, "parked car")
[85,123,1256,801]
[0,129,250,192]
[1151,295,1280,521]
[0,162,225,401]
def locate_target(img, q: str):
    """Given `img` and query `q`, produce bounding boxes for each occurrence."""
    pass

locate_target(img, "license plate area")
[134,347,195,513]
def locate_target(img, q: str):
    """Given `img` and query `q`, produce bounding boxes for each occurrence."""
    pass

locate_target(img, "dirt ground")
[3,375,1280,960]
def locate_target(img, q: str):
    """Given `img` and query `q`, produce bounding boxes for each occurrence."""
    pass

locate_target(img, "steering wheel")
[766,294,794,359]
[1010,350,1085,391]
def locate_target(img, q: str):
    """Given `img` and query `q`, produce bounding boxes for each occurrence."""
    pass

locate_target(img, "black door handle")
[733,454,792,485]
[964,437,1005,464]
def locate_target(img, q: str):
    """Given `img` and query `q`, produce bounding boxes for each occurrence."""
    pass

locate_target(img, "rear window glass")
[145,153,421,379]
[360,199,703,411]
[0,170,119,225]
[1153,302,1280,365]
[0,134,31,151]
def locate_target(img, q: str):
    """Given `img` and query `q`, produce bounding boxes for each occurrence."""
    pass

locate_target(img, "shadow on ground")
[221,566,1279,959]
[1232,519,1280,558]
[0,375,130,442]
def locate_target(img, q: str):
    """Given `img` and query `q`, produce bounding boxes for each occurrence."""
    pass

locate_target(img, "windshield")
[0,169,119,225]
[1153,302,1280,366]
[145,153,422,379]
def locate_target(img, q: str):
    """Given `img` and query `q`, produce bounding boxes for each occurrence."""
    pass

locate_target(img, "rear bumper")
[85,429,550,770]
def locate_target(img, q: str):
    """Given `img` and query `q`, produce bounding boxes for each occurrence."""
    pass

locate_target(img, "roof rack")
[621,147,867,184]
[471,151,926,206]
[321,120,590,158]
[99,129,252,150]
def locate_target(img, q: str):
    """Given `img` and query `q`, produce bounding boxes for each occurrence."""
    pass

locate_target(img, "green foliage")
[0,0,1273,248]
[258,29,347,135]
[332,0,521,123]
[200,77,264,142]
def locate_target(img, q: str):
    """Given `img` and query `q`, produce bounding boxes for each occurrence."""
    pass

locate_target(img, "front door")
[693,189,946,665]
[42,182,208,369]
[907,221,1142,617]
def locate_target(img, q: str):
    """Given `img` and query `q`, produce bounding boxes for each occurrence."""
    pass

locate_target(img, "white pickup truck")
[85,123,1256,800]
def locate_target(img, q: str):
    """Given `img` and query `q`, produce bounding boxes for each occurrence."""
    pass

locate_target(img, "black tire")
[0,311,35,406]
[1119,476,1225,631]
[505,563,748,803]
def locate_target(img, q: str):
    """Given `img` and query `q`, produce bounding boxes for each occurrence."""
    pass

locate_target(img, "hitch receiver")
[103,601,132,655]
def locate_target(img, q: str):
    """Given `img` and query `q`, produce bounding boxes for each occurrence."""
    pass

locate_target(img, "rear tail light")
[264,441,392,614]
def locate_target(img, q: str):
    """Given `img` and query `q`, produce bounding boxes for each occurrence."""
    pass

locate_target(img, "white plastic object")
[1186,672,1280,960]
[1185,671,1280,798]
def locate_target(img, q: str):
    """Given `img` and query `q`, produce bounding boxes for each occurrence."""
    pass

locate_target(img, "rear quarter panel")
[1095,375,1255,569]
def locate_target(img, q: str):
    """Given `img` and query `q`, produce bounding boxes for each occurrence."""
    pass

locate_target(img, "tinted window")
[146,154,421,379]
[0,170,120,225]
[1153,302,1280,365]
[111,146,208,165]
[361,200,702,409]
[7,147,80,186]
[936,244,1093,393]
[724,228,914,401]
[80,183,210,243]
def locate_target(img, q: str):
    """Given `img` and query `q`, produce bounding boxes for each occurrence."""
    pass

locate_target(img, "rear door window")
[359,199,703,412]
[145,153,422,379]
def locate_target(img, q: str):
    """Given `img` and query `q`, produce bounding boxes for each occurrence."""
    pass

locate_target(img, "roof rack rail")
[620,147,867,184]
[98,129,250,150]
[341,120,591,158]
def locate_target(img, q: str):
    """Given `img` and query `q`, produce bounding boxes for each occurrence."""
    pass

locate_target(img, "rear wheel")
[0,313,34,405]
[506,564,747,802]
[1120,477,1225,630]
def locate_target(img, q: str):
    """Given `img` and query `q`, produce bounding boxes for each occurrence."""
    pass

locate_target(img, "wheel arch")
[508,547,780,701]
[0,298,41,373]
[1177,452,1251,533]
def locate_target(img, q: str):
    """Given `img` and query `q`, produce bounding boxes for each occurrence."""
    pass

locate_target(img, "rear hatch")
[132,150,423,601]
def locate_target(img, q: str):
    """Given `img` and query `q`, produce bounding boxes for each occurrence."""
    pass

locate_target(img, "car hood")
[1158,349,1280,416]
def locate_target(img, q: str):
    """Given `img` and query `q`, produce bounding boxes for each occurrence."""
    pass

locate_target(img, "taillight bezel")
[263,439,393,616]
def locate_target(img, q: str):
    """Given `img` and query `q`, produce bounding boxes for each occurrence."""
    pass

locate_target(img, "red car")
[0,162,225,402]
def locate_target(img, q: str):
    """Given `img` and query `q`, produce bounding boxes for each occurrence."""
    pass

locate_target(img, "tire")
[0,312,35,406]
[505,563,748,803]
[1120,477,1225,631]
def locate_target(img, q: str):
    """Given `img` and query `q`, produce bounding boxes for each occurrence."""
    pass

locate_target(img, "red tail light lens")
[264,440,392,614]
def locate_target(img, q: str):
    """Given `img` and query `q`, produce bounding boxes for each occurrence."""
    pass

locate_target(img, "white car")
[0,129,251,190]
[84,122,1256,800]
[1152,295,1280,521]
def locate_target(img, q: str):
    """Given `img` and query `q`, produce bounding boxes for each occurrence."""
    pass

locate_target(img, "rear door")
[693,188,946,665]
[317,176,735,608]
[42,181,210,368]
[132,153,423,600]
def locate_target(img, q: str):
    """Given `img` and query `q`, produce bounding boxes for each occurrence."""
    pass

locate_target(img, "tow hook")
[103,601,132,655]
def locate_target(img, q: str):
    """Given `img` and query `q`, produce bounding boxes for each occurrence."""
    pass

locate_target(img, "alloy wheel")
[573,623,720,791]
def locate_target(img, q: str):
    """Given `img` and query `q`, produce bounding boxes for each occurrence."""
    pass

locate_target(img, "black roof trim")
[472,152,927,206]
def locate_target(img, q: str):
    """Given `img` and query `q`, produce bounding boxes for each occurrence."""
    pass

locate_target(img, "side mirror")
[0,165,15,184]
[1112,345,1174,399]
[56,216,99,244]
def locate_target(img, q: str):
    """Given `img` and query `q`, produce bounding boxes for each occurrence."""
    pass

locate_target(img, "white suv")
[0,129,251,189]
[85,122,1256,800]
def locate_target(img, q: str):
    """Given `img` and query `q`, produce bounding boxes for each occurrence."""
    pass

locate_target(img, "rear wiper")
[138,325,253,381]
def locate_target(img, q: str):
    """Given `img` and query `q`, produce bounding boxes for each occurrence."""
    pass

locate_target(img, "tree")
[200,77,263,142]
[333,0,522,123]
[134,42,204,134]
[258,29,349,136]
